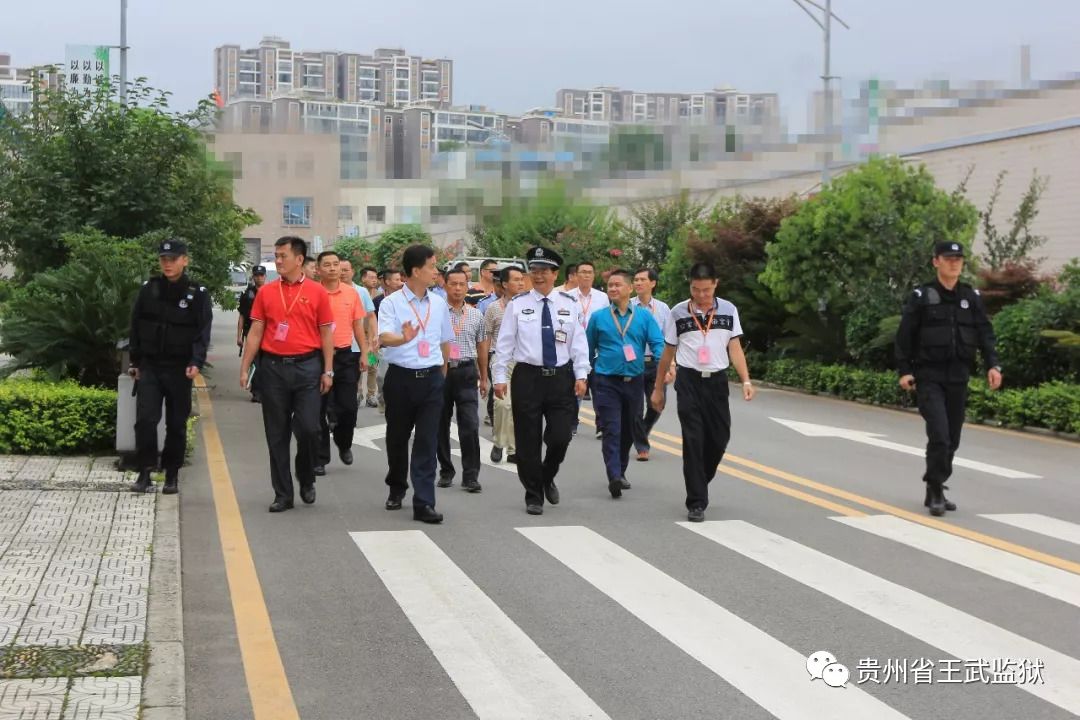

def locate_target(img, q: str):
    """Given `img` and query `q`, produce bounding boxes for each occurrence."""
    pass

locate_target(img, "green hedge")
[0,381,117,454]
[747,357,1080,436]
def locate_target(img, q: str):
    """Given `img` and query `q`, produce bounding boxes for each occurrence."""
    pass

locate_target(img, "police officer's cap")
[252,265,267,276]
[158,239,188,258]
[525,246,562,270]
[934,241,965,258]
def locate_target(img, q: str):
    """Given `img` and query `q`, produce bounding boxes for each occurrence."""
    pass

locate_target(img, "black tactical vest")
[133,276,202,361]
[915,284,979,365]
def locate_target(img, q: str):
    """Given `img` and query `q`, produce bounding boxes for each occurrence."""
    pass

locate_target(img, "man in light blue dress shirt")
[378,245,454,524]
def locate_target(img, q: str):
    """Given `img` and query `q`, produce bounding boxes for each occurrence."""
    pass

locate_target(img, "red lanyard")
[409,295,432,332]
[691,301,716,338]
[277,277,305,320]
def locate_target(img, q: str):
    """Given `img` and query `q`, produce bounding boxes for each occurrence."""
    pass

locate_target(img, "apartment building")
[0,52,61,117]
[555,86,779,129]
[214,37,452,108]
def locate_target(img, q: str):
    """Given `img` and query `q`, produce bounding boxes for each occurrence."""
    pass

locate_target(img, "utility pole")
[119,0,128,106]
[789,0,849,187]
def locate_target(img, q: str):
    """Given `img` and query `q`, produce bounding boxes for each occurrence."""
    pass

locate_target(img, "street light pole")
[119,0,128,106]
[789,0,849,187]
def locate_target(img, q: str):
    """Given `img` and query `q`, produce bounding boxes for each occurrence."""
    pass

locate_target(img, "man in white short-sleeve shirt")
[651,261,755,523]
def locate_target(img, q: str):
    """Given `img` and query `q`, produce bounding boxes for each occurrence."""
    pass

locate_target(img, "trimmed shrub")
[0,381,117,454]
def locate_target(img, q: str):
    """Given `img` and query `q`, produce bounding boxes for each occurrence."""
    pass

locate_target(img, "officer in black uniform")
[895,241,1001,516]
[237,265,266,401]
[128,240,213,495]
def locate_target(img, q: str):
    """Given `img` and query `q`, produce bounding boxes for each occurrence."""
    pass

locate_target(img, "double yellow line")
[578,407,1080,575]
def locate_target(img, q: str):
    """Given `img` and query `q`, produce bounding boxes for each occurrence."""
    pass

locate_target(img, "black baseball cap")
[252,265,267,276]
[934,241,965,258]
[158,239,188,257]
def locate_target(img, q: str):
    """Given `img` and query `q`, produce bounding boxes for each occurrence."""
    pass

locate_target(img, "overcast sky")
[7,0,1079,131]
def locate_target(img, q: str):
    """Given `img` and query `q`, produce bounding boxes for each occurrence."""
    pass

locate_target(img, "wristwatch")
[323,370,335,378]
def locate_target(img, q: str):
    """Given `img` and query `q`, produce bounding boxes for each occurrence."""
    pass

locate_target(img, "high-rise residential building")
[0,52,61,117]
[214,37,452,108]
[555,85,779,129]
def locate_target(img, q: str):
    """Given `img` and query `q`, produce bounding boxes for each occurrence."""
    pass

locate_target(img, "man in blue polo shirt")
[586,268,664,499]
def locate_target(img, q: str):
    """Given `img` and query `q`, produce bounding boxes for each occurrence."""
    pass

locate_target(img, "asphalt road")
[182,310,1080,720]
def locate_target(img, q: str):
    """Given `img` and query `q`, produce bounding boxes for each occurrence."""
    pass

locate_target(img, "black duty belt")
[518,362,572,378]
[261,350,320,364]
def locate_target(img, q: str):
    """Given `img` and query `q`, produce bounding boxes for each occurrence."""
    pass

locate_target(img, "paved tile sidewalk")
[0,483,154,720]
[0,458,136,493]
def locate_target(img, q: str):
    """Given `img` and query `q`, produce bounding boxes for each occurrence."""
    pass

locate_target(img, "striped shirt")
[448,302,487,360]
[483,298,508,349]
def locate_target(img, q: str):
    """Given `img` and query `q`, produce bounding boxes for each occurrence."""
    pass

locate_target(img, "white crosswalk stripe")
[980,514,1080,547]
[350,530,610,720]
[833,515,1080,608]
[681,520,1080,717]
[517,525,912,720]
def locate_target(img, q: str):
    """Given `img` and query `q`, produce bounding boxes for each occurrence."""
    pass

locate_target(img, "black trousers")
[258,353,322,503]
[437,361,481,483]
[383,365,445,508]
[135,363,192,472]
[632,361,665,452]
[486,352,496,421]
[319,350,361,465]
[675,368,732,511]
[511,363,577,507]
[916,379,968,487]
[593,374,643,481]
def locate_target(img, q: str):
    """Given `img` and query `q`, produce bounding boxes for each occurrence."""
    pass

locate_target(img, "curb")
[142,493,185,720]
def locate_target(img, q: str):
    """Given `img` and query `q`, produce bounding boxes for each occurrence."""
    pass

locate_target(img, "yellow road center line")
[195,376,300,720]
[580,408,1080,574]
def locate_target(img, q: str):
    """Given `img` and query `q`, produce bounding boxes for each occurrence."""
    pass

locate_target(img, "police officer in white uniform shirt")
[493,246,590,515]
[651,262,755,523]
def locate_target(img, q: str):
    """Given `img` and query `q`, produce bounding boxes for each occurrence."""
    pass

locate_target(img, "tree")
[0,78,257,306]
[979,169,1049,271]
[761,156,978,362]
[468,181,633,274]
[0,230,155,387]
[659,196,802,356]
[604,126,668,175]
[332,236,377,267]
[621,190,707,271]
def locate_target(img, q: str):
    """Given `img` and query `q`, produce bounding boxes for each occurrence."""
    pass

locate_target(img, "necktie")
[541,298,557,368]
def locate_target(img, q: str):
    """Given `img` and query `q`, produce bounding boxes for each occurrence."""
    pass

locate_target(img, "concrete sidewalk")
[0,457,184,720]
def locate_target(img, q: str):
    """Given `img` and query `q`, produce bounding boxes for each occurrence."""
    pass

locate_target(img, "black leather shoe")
[437,472,454,488]
[269,500,294,513]
[413,505,444,524]
[385,495,404,511]
[490,446,503,463]
[926,484,946,516]
[608,478,622,499]
[130,471,154,494]
[314,465,326,477]
[687,508,705,522]
[924,485,957,511]
[619,476,631,490]
[340,448,353,465]
[544,483,560,505]
[526,504,544,516]
[462,480,482,493]
[300,485,316,505]
[162,469,178,495]
[506,453,518,464]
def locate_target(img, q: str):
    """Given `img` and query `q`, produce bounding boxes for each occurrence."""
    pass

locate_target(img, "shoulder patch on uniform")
[558,291,575,299]
[512,291,530,300]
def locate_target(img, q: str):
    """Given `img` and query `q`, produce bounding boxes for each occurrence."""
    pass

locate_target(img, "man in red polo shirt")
[315,250,369,474]
[240,236,335,513]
